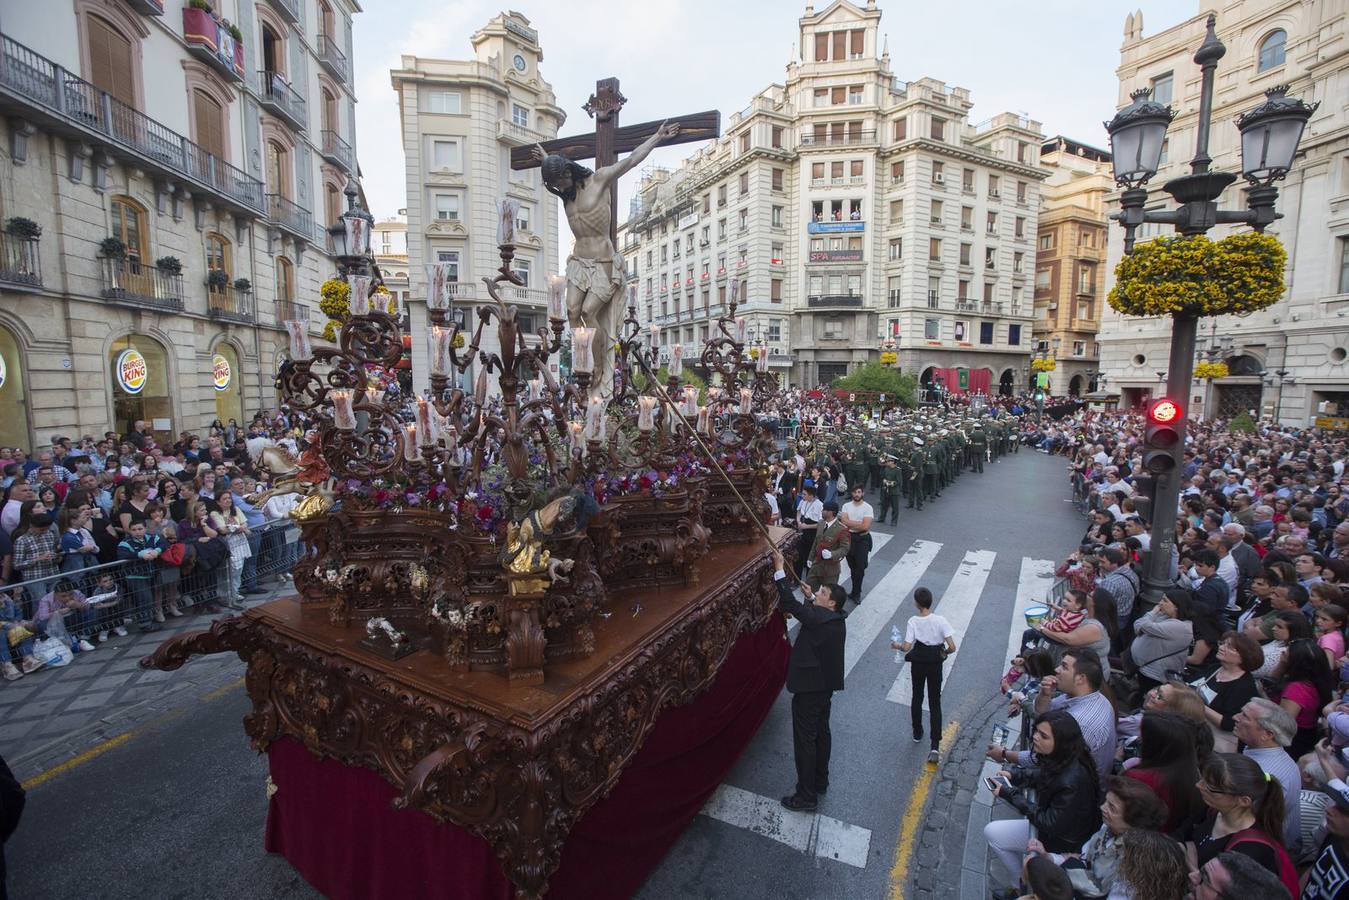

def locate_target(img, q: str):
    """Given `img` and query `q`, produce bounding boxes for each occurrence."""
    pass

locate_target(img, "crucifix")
[510,77,720,402]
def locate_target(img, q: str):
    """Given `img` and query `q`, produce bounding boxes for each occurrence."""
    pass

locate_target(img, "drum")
[1024,605,1051,629]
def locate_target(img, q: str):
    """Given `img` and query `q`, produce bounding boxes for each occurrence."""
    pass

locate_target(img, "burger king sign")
[115,348,148,395]
[211,353,232,392]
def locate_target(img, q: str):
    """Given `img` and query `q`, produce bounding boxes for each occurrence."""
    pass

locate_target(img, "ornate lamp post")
[1104,14,1316,605]
[328,178,375,278]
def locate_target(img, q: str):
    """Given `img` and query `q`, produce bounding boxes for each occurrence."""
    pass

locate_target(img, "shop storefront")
[110,335,173,445]
[212,344,243,427]
[0,326,30,450]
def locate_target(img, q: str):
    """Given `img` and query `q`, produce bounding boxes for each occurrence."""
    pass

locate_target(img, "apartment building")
[1033,136,1112,397]
[1100,1,1349,422]
[0,0,360,450]
[391,11,565,393]
[373,212,408,305]
[621,0,1045,392]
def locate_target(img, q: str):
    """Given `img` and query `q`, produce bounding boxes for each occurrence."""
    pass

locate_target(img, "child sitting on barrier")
[1000,592,1088,691]
[86,571,127,642]
[0,587,43,680]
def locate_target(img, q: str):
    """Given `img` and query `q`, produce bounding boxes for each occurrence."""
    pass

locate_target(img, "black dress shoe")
[781,794,817,812]
[242,587,268,595]
[816,782,829,796]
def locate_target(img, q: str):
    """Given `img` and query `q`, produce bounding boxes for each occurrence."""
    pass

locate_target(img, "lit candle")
[416,397,435,444]
[367,389,385,408]
[403,424,420,461]
[757,344,770,373]
[638,396,657,431]
[330,389,356,430]
[730,279,740,305]
[547,274,566,320]
[708,386,724,402]
[498,198,520,245]
[443,424,457,455]
[475,366,489,404]
[696,405,711,434]
[682,385,699,417]
[670,342,683,377]
[569,420,585,455]
[650,324,661,345]
[572,327,595,374]
[348,274,371,316]
[734,317,747,344]
[739,387,753,415]
[285,320,312,360]
[426,263,451,310]
[528,378,543,401]
[430,325,455,377]
[585,397,606,442]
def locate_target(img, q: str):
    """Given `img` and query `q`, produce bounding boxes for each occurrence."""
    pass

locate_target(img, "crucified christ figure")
[531,120,680,402]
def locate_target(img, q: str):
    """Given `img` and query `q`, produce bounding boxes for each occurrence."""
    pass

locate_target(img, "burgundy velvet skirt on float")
[263,614,790,900]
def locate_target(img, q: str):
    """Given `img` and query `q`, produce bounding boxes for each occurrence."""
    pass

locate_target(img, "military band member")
[806,500,850,591]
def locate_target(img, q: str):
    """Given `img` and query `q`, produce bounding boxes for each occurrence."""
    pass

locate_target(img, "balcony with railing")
[0,232,41,289]
[258,71,306,132]
[806,294,864,309]
[316,34,348,82]
[182,7,245,82]
[208,284,255,323]
[799,130,875,148]
[495,118,545,146]
[274,299,309,329]
[267,194,313,243]
[320,129,353,171]
[499,285,548,306]
[264,0,300,23]
[0,33,266,215]
[100,258,184,311]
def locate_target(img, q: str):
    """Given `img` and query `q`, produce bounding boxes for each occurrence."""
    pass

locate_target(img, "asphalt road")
[7,449,1086,900]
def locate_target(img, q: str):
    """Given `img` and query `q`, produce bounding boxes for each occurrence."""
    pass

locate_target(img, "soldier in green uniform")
[932,435,947,496]
[843,450,868,499]
[969,422,987,473]
[907,440,926,509]
[866,441,884,494]
[879,456,902,525]
[921,440,940,507]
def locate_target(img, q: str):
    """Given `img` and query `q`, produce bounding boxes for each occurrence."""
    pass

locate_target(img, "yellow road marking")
[21,676,246,790]
[887,720,959,900]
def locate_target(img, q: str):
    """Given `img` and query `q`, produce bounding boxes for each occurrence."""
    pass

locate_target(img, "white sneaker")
[1,662,20,681]
[78,639,96,652]
[20,657,43,674]
[97,631,109,643]
[113,625,128,637]
[153,611,166,623]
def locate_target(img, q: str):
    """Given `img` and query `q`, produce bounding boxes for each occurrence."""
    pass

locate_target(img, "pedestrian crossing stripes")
[842,539,941,678]
[788,532,899,637]
[700,784,872,868]
[886,550,996,708]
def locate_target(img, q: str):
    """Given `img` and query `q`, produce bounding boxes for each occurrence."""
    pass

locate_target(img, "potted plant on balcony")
[206,269,230,290]
[4,218,41,240]
[99,237,127,259]
[155,256,183,275]
[233,278,252,293]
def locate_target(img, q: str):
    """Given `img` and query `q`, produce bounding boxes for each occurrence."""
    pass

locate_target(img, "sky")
[351,0,1194,233]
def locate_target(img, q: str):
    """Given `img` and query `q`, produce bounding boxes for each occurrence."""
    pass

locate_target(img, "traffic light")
[1143,397,1182,474]
[1132,472,1157,522]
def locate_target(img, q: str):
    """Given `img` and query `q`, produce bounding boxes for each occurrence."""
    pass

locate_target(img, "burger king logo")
[115,348,147,395]
[212,353,232,391]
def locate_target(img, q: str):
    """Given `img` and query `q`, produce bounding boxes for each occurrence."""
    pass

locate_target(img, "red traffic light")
[1148,397,1180,425]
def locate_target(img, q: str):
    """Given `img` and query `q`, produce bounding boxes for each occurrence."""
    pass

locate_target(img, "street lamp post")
[1263,368,1294,421]
[1104,13,1316,605]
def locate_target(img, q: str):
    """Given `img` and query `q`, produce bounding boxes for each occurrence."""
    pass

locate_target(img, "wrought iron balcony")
[806,294,864,308]
[258,71,306,132]
[264,0,300,24]
[208,284,255,323]
[101,258,184,311]
[0,33,266,215]
[316,35,348,82]
[274,300,309,329]
[182,8,245,82]
[266,194,313,243]
[320,129,353,171]
[0,233,41,288]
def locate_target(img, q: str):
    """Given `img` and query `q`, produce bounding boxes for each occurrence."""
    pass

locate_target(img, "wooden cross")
[510,77,721,244]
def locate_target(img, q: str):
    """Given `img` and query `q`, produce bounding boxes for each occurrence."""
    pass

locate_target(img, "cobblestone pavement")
[1,582,291,784]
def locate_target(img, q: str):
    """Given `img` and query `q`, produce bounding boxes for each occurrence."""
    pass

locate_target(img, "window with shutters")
[193,89,226,161]
[266,141,290,196]
[739,131,750,153]
[276,257,294,302]
[771,126,783,149]
[850,29,864,59]
[771,278,782,303]
[325,183,341,226]
[831,86,845,106]
[110,197,147,262]
[814,32,829,62]
[893,118,907,142]
[321,88,338,133]
[739,172,749,195]
[832,31,847,60]
[771,169,783,191]
[86,14,136,107]
[930,117,945,141]
[261,25,284,79]
[850,159,863,181]
[206,233,232,292]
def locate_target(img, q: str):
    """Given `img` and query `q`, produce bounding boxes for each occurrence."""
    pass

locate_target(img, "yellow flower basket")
[1109,232,1286,318]
[1194,361,1229,381]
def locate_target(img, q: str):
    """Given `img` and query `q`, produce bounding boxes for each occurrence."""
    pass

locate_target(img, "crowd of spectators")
[0,408,313,680]
[984,408,1349,899]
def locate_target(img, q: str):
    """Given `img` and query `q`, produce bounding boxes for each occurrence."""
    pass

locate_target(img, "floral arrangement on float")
[1030,358,1057,372]
[1108,232,1286,317]
[1193,361,1230,381]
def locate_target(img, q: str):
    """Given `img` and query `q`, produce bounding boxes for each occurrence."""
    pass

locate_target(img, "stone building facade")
[622,0,1046,393]
[1033,136,1112,397]
[0,0,360,451]
[1100,1,1349,422]
[391,11,564,394]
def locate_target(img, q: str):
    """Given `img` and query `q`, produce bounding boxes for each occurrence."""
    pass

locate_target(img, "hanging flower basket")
[1108,232,1286,318]
[1194,361,1229,381]
[1031,358,1057,372]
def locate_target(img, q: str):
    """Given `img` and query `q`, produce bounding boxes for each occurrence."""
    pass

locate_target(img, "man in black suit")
[771,547,847,813]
